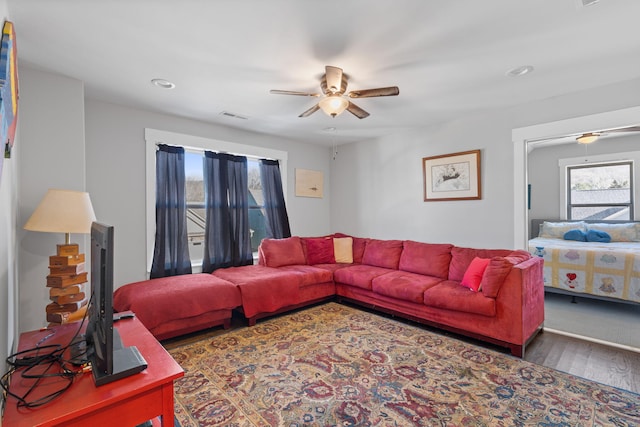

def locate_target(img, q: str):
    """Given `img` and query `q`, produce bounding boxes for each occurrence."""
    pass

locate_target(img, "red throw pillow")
[461,257,490,292]
[260,237,306,267]
[303,237,336,265]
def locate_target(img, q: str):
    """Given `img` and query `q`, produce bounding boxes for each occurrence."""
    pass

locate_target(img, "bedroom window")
[567,161,633,220]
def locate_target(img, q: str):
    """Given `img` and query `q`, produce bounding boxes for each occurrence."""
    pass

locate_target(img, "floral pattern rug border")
[168,302,639,426]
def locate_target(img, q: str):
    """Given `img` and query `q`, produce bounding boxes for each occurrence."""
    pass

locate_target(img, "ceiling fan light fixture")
[576,133,599,144]
[319,95,349,118]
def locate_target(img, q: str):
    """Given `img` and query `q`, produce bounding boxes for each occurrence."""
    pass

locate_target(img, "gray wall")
[528,135,640,221]
[17,67,87,334]
[331,77,640,248]
[0,0,16,372]
[84,99,332,289]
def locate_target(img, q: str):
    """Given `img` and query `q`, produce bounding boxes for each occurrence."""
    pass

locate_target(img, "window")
[145,128,287,273]
[185,152,267,263]
[567,161,633,220]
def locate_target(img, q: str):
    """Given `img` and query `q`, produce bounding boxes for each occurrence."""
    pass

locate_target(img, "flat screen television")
[86,221,147,386]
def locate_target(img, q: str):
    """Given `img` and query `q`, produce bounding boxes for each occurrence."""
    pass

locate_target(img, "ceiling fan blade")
[299,104,320,118]
[346,102,370,119]
[529,125,640,143]
[607,126,640,133]
[325,66,344,94]
[348,86,400,98]
[270,89,320,97]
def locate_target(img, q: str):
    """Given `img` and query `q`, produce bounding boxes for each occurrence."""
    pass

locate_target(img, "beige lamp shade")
[24,189,97,236]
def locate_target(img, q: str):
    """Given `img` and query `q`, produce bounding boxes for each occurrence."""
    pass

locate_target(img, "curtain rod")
[155,142,278,162]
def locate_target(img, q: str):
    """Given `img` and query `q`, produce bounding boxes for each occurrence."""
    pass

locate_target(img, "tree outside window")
[567,162,633,220]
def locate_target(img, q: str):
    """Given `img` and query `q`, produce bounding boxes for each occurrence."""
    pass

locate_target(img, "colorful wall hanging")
[1,20,18,161]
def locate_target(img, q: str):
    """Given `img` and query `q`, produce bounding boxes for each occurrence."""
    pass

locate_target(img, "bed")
[528,219,640,304]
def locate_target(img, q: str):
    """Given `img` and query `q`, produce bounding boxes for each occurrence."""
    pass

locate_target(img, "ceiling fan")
[527,125,640,146]
[270,65,399,119]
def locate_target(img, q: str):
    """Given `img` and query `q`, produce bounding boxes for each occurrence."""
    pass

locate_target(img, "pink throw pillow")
[303,237,336,265]
[461,257,490,292]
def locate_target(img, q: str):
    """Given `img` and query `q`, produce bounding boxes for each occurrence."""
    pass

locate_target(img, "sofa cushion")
[213,265,302,318]
[362,239,404,269]
[372,271,443,303]
[480,250,532,298]
[461,257,490,292]
[278,265,333,287]
[424,281,496,317]
[333,265,394,290]
[399,241,452,279]
[448,246,512,282]
[113,273,241,331]
[260,236,306,267]
[302,237,335,265]
[333,237,354,263]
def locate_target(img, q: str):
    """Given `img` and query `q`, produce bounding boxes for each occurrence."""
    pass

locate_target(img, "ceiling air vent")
[219,111,249,120]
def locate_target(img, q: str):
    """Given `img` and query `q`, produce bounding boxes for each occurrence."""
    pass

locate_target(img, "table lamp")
[24,189,97,325]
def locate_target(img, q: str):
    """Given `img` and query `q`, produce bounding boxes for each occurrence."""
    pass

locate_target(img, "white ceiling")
[7,0,640,146]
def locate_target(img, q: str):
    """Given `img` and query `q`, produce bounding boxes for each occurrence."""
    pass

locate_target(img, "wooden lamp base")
[46,243,89,325]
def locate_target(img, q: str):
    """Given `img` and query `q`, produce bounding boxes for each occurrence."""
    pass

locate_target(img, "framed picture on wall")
[423,149,481,201]
[295,168,324,198]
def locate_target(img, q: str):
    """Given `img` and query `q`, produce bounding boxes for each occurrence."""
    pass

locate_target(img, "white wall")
[17,67,87,333]
[84,99,332,289]
[332,77,640,249]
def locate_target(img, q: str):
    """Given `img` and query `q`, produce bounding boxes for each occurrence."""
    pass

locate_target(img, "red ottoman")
[113,273,241,340]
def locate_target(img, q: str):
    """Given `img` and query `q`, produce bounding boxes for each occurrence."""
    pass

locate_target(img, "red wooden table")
[2,315,184,427]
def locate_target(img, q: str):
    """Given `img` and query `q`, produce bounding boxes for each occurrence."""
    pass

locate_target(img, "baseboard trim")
[544,327,640,354]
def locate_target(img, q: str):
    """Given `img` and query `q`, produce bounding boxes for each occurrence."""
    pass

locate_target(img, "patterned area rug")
[168,303,640,426]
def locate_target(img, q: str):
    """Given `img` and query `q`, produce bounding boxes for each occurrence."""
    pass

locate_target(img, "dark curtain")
[202,152,253,272]
[260,159,291,238]
[150,144,192,278]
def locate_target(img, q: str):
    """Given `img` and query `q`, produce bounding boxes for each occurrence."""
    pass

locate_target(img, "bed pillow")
[585,223,639,242]
[539,221,587,239]
[460,257,490,292]
[586,229,611,243]
[563,229,587,242]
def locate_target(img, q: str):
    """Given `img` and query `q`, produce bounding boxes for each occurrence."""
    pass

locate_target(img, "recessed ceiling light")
[506,65,534,77]
[151,78,175,89]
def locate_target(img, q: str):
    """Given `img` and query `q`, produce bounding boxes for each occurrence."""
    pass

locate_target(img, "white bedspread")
[528,237,640,303]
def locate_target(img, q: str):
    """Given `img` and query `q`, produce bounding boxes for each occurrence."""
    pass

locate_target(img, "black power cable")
[0,296,93,409]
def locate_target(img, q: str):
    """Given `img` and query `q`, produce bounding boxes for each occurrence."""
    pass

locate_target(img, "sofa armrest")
[493,256,544,344]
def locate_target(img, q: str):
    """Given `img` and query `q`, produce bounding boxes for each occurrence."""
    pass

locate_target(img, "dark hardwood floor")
[525,330,640,394]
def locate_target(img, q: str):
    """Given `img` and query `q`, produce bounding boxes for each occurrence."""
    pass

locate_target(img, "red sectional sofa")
[114,234,544,357]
